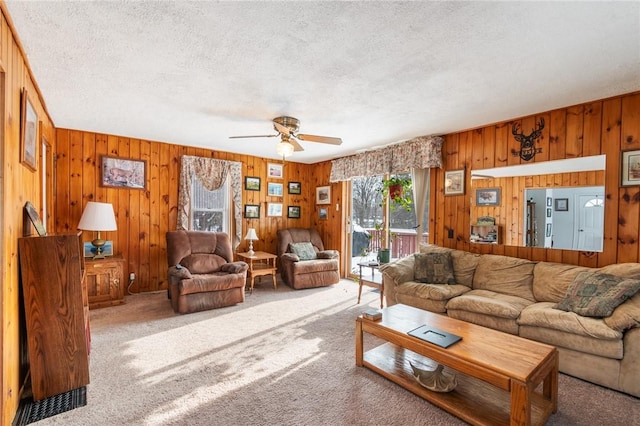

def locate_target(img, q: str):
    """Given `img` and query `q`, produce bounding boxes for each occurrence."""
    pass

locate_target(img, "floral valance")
[329,135,443,182]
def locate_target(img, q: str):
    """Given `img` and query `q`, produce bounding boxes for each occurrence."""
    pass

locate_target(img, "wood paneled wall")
[431,91,640,268]
[0,5,57,424]
[53,130,342,293]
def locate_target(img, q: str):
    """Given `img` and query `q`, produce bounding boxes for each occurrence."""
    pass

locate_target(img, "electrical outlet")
[129,272,135,281]
[448,229,454,239]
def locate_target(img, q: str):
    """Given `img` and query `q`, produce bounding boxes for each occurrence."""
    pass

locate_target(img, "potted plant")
[381,176,413,212]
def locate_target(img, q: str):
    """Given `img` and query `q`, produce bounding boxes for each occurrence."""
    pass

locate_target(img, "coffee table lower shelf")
[363,343,553,426]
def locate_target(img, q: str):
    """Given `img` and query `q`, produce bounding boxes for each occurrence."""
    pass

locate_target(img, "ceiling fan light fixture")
[276,140,295,158]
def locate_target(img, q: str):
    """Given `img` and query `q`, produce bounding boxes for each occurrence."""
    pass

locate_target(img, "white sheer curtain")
[411,168,430,244]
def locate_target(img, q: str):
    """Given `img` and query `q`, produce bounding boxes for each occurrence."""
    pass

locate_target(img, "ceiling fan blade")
[229,134,278,139]
[289,138,304,152]
[297,134,343,145]
[273,121,291,136]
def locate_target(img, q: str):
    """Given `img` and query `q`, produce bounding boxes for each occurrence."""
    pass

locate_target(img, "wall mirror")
[470,155,606,252]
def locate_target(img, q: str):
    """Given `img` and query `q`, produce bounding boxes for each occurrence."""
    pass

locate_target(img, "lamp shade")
[244,228,259,241]
[78,202,117,231]
[276,140,295,158]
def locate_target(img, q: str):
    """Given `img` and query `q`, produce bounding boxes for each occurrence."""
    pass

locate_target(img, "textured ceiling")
[5,1,640,164]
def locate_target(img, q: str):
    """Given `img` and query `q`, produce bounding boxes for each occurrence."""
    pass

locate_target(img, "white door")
[575,195,604,251]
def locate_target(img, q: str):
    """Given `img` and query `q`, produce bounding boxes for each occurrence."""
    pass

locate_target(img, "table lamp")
[78,201,117,259]
[244,228,259,256]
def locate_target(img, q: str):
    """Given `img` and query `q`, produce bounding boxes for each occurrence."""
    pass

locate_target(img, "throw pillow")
[555,271,640,317]
[413,252,456,284]
[288,242,317,260]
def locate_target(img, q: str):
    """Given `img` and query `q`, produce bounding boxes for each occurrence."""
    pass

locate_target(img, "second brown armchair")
[277,228,340,289]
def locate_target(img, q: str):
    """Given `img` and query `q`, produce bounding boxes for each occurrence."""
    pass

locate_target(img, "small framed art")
[288,206,301,218]
[101,156,146,189]
[245,176,261,191]
[554,198,568,211]
[267,163,283,179]
[316,186,331,204]
[20,89,38,172]
[475,187,501,206]
[267,203,283,216]
[288,181,301,194]
[621,149,640,187]
[244,204,260,219]
[444,169,464,195]
[267,182,283,196]
[319,207,328,220]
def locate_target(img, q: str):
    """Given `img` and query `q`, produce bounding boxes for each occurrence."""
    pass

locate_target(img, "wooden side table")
[236,251,277,293]
[85,255,125,309]
[357,262,384,309]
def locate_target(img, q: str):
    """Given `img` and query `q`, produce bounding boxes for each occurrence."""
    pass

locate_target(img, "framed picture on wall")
[244,204,260,219]
[621,149,640,186]
[20,89,38,172]
[287,206,301,218]
[319,208,328,220]
[444,169,465,195]
[244,176,261,191]
[475,187,501,206]
[554,198,568,211]
[267,203,283,217]
[288,181,301,194]
[316,186,331,204]
[267,182,283,196]
[101,156,146,189]
[267,163,283,179]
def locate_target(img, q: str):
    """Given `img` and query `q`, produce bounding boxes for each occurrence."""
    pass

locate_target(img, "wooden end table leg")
[379,285,384,309]
[271,271,277,290]
[355,318,363,367]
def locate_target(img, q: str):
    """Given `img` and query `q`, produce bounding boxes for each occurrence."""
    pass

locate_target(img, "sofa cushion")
[472,255,536,301]
[555,272,640,317]
[445,289,533,319]
[532,262,594,303]
[450,250,481,287]
[396,281,471,302]
[599,263,640,279]
[519,302,621,339]
[414,252,455,284]
[180,253,227,274]
[178,272,246,295]
[288,242,317,260]
[519,325,623,360]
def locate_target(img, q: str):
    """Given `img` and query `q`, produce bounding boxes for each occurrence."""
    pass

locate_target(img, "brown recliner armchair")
[277,228,340,289]
[166,230,248,314]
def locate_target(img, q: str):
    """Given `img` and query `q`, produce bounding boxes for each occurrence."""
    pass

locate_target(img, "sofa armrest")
[220,261,249,274]
[379,255,416,305]
[317,250,339,259]
[605,293,640,332]
[281,253,300,262]
[168,265,192,280]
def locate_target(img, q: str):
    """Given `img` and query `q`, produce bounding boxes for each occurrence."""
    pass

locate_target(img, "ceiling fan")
[229,116,342,158]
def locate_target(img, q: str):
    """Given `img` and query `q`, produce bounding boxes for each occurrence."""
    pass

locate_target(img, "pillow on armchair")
[288,242,317,260]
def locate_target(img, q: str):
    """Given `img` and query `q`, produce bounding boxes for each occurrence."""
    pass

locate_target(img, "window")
[191,177,231,232]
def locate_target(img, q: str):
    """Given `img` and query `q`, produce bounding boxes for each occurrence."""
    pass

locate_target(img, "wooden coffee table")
[236,251,277,293]
[355,304,558,426]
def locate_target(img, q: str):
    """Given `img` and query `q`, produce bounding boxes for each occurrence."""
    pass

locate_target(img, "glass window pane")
[191,178,229,232]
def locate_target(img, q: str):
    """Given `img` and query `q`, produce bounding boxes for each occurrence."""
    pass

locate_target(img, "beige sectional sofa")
[380,245,640,397]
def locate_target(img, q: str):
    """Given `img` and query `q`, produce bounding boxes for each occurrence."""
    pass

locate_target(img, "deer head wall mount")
[511,118,545,161]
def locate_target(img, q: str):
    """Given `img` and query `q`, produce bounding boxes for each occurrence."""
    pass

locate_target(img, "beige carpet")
[34,279,638,425]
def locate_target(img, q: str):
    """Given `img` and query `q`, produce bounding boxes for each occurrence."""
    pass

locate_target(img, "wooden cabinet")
[85,255,125,309]
[18,233,90,400]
